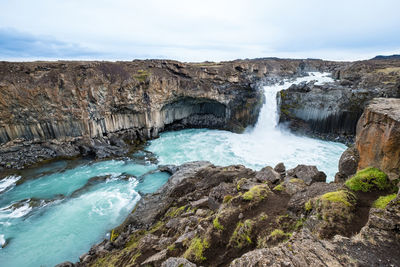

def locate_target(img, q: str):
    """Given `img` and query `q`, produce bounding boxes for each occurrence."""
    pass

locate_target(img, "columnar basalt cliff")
[356,98,400,180]
[0,59,341,169]
[279,59,400,142]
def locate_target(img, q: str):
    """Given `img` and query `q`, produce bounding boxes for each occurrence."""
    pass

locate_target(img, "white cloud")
[0,0,399,61]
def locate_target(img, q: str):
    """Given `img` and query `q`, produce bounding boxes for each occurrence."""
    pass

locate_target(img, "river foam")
[148,73,346,180]
[0,72,346,266]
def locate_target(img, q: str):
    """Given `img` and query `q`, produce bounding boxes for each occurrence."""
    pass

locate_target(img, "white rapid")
[148,72,346,180]
[0,72,347,267]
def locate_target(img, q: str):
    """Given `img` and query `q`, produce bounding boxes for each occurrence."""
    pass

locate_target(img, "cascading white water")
[148,72,346,180]
[0,72,346,267]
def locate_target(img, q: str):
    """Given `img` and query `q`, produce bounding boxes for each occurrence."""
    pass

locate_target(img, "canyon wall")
[279,59,400,142]
[356,98,400,180]
[0,58,339,169]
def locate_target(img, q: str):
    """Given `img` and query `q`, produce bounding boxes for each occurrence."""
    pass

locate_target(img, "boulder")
[161,257,197,267]
[274,162,286,173]
[255,166,281,184]
[286,165,326,185]
[54,262,75,267]
[335,146,360,182]
[141,249,168,266]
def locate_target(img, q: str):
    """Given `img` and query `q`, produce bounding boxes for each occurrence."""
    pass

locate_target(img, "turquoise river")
[0,73,346,267]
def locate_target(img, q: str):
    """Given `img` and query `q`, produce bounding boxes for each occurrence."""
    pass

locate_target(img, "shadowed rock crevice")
[161,97,227,130]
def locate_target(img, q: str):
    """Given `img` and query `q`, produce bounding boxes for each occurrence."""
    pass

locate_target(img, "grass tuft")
[305,200,312,211]
[273,183,285,191]
[183,237,210,262]
[345,167,389,192]
[213,216,224,230]
[243,184,269,201]
[321,190,355,207]
[373,193,397,209]
[229,220,253,248]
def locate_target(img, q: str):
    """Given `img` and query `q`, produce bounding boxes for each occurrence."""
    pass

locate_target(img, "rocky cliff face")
[279,59,400,143]
[356,98,400,181]
[0,59,341,169]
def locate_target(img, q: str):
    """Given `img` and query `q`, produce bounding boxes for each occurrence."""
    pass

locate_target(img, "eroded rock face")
[356,98,400,180]
[279,59,400,143]
[0,59,338,169]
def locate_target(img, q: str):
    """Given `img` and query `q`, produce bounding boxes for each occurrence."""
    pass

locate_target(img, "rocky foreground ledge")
[56,160,399,267]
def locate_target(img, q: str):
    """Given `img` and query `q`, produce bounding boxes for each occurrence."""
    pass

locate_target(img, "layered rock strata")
[0,59,340,169]
[279,59,400,142]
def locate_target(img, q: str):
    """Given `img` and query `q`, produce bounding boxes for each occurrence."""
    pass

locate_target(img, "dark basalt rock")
[75,158,400,267]
[279,59,400,143]
[286,164,327,185]
[334,145,360,183]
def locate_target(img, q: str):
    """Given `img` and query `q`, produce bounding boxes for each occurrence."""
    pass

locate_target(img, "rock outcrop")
[334,145,360,182]
[356,98,400,181]
[76,161,399,267]
[279,59,400,143]
[0,59,341,169]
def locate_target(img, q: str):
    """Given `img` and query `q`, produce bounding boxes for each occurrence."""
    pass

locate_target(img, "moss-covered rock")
[373,193,397,209]
[309,190,357,238]
[242,184,270,202]
[213,216,224,231]
[273,183,285,191]
[183,237,210,262]
[345,167,390,192]
[229,220,254,248]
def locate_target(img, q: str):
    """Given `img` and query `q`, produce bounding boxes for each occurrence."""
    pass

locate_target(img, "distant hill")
[372,54,400,60]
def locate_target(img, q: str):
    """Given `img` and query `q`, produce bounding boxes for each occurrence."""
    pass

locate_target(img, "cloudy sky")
[0,0,399,61]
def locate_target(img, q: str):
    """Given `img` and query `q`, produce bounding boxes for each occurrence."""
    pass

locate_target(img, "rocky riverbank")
[54,97,400,267]
[62,159,399,267]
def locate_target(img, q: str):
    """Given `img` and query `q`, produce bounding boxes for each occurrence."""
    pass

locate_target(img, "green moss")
[223,194,233,203]
[134,69,149,82]
[294,218,305,230]
[165,206,186,218]
[321,190,355,207]
[213,216,224,230]
[168,244,176,251]
[125,229,146,248]
[236,178,247,191]
[110,229,119,242]
[273,183,285,191]
[305,200,312,211]
[149,220,164,233]
[373,193,397,209]
[242,184,269,201]
[268,229,292,241]
[183,237,210,262]
[229,220,253,248]
[259,212,268,221]
[345,167,389,192]
[131,252,141,263]
[289,178,304,184]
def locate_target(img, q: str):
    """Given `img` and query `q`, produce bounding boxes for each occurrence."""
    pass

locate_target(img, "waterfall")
[252,72,334,134]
